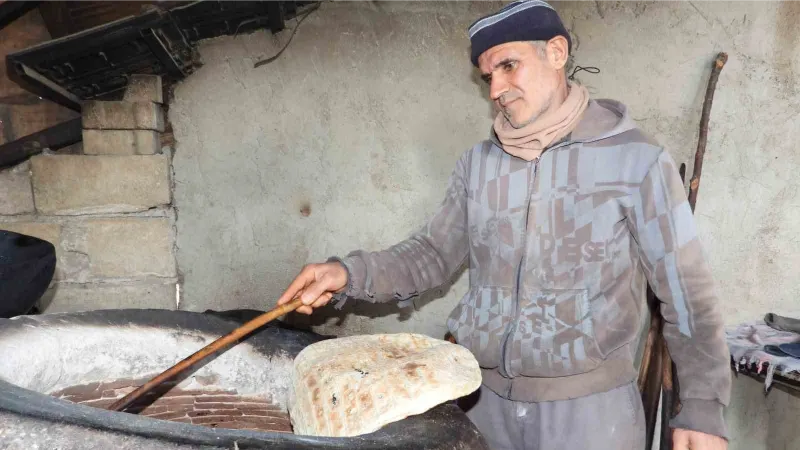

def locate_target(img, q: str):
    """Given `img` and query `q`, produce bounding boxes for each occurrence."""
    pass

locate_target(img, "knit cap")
[468,0,572,67]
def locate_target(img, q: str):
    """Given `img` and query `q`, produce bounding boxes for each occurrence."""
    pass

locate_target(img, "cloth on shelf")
[778,342,800,359]
[726,318,800,391]
[764,312,800,334]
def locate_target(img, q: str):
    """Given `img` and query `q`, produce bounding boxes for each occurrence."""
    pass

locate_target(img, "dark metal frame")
[4,1,317,112]
[1,1,316,169]
[6,11,173,111]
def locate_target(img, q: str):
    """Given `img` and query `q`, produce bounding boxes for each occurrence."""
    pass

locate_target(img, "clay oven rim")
[0,309,489,450]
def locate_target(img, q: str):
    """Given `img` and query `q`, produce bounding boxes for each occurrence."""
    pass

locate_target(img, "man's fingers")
[293,293,332,315]
[672,429,690,450]
[311,292,334,309]
[300,273,333,306]
[277,265,315,305]
[276,264,340,314]
[296,305,314,315]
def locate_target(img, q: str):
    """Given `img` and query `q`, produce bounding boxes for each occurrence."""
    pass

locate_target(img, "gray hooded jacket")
[331,98,731,438]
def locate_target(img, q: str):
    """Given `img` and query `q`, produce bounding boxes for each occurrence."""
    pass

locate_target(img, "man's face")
[478,40,564,128]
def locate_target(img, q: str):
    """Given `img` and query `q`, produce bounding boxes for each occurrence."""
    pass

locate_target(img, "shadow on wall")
[283,263,467,338]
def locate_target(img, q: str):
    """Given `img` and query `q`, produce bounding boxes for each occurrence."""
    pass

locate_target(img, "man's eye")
[503,62,516,71]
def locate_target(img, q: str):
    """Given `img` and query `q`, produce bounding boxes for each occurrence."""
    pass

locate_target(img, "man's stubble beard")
[502,93,553,129]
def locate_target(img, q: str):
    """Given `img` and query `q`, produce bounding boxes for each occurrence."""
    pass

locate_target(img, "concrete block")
[0,221,61,247]
[30,154,171,215]
[82,101,165,131]
[0,161,34,215]
[82,129,160,155]
[86,218,176,278]
[123,74,163,104]
[39,281,177,313]
[6,103,79,140]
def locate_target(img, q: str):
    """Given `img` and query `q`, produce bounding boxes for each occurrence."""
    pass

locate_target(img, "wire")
[253,3,321,69]
[568,65,600,81]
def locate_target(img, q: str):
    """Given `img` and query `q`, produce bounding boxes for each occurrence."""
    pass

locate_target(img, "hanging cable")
[253,2,321,69]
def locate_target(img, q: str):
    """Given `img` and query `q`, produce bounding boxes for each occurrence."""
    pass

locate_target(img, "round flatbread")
[288,333,481,437]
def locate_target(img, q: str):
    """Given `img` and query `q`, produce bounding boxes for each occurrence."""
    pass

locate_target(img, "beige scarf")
[493,81,589,161]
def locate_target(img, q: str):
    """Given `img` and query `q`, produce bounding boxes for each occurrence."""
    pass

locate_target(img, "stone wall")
[0,75,178,313]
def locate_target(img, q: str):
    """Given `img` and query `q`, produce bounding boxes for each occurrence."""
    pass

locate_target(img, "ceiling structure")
[0,0,318,168]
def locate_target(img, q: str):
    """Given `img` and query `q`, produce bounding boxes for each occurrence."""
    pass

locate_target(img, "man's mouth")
[499,98,520,109]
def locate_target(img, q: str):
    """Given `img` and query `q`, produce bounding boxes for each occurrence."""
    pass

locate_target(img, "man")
[277,1,731,449]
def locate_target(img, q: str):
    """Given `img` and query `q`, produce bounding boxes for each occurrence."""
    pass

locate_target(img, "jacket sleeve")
[626,150,732,439]
[329,150,471,306]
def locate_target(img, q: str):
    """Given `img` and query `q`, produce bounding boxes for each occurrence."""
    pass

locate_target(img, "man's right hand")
[276,262,348,315]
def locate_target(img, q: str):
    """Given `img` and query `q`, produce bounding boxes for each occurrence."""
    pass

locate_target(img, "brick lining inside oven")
[49,378,293,433]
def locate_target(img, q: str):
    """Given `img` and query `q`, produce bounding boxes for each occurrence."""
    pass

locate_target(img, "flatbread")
[288,333,481,437]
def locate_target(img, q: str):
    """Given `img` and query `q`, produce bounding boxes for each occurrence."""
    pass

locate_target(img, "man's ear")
[546,36,569,70]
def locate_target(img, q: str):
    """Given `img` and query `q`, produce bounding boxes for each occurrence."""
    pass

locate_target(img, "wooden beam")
[0,117,82,169]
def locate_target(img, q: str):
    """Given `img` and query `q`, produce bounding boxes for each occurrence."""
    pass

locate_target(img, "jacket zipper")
[500,155,539,385]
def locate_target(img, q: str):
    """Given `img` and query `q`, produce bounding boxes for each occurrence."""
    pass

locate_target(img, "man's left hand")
[673,429,727,450]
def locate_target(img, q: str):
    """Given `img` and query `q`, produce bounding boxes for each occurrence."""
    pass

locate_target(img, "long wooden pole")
[688,52,728,212]
[107,297,304,412]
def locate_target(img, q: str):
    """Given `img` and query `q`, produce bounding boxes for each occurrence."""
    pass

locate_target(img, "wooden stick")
[107,297,304,412]
[640,287,665,450]
[688,52,728,212]
[660,339,676,450]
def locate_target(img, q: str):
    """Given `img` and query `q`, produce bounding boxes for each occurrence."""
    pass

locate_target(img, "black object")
[0,1,41,31]
[0,230,56,318]
[0,309,490,449]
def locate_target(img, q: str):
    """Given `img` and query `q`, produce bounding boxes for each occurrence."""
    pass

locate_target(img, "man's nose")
[490,74,509,102]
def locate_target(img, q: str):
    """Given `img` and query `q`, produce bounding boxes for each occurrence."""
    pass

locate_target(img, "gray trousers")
[461,382,645,450]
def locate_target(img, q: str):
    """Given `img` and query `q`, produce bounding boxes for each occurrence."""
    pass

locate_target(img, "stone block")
[82,129,160,155]
[6,103,79,140]
[0,221,61,247]
[0,161,34,215]
[39,281,177,313]
[123,75,163,104]
[30,154,171,215]
[82,101,164,131]
[86,218,176,278]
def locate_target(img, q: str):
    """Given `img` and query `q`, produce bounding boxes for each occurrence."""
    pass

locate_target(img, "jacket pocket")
[507,288,604,377]
[446,286,512,369]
